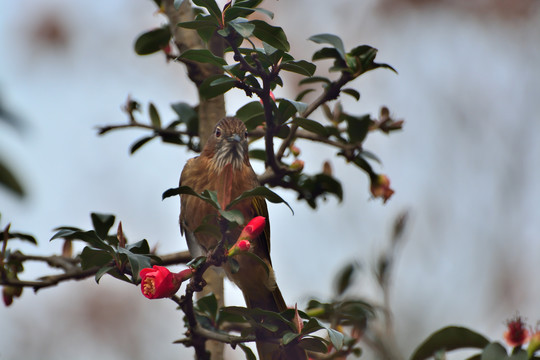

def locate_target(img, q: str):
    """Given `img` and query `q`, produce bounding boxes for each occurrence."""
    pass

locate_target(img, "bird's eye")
[244,131,248,139]
[215,128,221,138]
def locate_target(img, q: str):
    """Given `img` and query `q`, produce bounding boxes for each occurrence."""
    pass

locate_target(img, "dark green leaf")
[229,19,255,38]
[248,149,266,162]
[219,209,245,225]
[410,326,490,360]
[298,337,329,353]
[162,187,180,200]
[335,262,356,296]
[295,89,315,102]
[282,332,300,346]
[5,232,37,245]
[196,293,219,321]
[94,265,115,283]
[178,49,227,66]
[292,118,328,137]
[117,247,153,283]
[480,343,509,360]
[0,160,25,197]
[90,213,116,240]
[299,76,331,86]
[227,186,293,214]
[187,255,207,269]
[341,88,360,101]
[280,60,316,77]
[175,186,221,208]
[311,47,343,62]
[199,74,236,99]
[192,0,222,22]
[80,247,112,270]
[250,20,290,52]
[50,229,113,252]
[126,239,151,254]
[309,33,346,59]
[238,343,257,360]
[148,102,161,128]
[130,136,155,154]
[134,27,171,55]
[346,114,373,143]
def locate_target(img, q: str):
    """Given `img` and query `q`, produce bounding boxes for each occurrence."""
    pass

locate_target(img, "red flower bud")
[237,239,250,251]
[239,216,266,241]
[290,159,304,171]
[139,265,186,299]
[370,174,394,203]
[504,315,530,347]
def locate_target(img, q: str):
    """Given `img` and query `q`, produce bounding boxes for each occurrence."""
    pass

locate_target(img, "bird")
[179,117,306,360]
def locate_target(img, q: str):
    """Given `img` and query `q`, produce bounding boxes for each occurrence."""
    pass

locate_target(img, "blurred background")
[1,0,539,359]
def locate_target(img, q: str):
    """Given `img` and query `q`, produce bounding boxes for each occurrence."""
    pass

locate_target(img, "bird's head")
[204,117,249,171]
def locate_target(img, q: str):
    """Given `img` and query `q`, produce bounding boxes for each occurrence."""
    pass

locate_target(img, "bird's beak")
[228,134,242,143]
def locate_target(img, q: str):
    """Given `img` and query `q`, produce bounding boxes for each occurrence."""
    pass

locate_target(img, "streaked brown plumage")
[179,117,306,359]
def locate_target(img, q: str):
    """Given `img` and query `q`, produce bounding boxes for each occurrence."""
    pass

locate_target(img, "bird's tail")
[244,286,307,360]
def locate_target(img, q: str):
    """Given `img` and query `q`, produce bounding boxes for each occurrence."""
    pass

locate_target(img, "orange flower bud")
[370,174,394,203]
[504,316,530,347]
[290,159,304,171]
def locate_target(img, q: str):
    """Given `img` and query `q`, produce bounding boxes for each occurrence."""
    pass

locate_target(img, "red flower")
[239,216,266,241]
[504,315,530,347]
[139,266,192,299]
[370,174,394,203]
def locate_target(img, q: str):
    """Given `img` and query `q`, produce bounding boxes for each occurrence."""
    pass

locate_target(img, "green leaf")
[95,265,116,283]
[250,20,290,52]
[174,186,221,209]
[148,102,161,128]
[0,160,25,197]
[298,76,331,85]
[229,19,256,38]
[5,232,37,245]
[199,74,236,99]
[162,187,180,200]
[346,114,373,143]
[312,47,343,62]
[196,293,219,321]
[117,247,153,283]
[238,343,257,360]
[227,186,293,214]
[134,27,171,55]
[280,60,316,77]
[327,328,345,350]
[298,337,329,353]
[335,262,356,296]
[230,6,273,20]
[235,101,265,130]
[90,213,115,240]
[192,0,222,22]
[80,247,113,270]
[309,34,346,59]
[480,343,509,360]
[341,88,360,101]
[240,251,270,276]
[291,118,328,137]
[295,89,315,102]
[219,209,245,225]
[178,49,227,66]
[248,149,266,162]
[282,332,300,346]
[50,229,113,252]
[130,136,155,154]
[410,326,490,360]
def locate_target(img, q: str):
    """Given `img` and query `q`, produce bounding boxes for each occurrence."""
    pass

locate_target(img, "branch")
[0,250,192,292]
[276,72,353,161]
